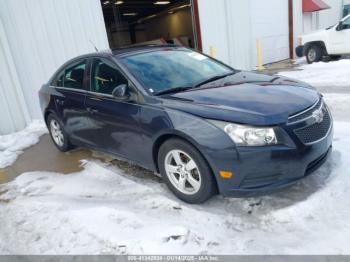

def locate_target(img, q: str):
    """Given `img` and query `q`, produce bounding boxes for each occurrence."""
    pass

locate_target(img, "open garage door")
[250,0,290,64]
[101,0,198,49]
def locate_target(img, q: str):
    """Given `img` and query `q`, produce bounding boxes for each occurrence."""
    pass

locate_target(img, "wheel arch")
[152,132,219,192]
[44,110,56,127]
[152,131,202,172]
[304,41,328,55]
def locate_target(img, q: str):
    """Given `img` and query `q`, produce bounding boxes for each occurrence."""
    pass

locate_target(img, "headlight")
[208,120,278,146]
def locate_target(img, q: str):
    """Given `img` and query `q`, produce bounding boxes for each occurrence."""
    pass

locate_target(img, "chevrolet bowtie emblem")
[312,108,324,124]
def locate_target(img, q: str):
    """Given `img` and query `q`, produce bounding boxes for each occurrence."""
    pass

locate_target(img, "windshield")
[120,49,233,95]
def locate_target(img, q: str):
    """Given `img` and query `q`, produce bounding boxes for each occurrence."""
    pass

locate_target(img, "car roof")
[111,44,185,57]
[68,45,186,62]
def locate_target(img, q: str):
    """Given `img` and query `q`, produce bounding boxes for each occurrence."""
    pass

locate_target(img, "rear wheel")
[158,138,217,204]
[306,45,323,64]
[47,114,73,152]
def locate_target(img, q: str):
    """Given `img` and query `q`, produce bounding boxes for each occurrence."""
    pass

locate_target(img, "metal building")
[0,0,109,134]
[0,0,344,135]
[198,0,291,70]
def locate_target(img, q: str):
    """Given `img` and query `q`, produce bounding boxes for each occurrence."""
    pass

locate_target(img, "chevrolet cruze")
[39,45,333,203]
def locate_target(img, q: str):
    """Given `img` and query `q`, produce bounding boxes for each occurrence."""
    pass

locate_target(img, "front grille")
[294,107,331,144]
[240,173,281,189]
[288,98,322,123]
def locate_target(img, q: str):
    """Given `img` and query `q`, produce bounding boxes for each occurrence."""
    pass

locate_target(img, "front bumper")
[206,104,333,197]
[221,143,332,197]
[296,45,304,57]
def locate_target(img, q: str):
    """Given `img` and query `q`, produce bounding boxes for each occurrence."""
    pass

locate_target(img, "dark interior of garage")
[100,0,196,49]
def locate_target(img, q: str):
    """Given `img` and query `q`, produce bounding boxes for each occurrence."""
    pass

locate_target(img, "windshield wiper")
[194,72,236,88]
[154,71,236,96]
[155,86,194,96]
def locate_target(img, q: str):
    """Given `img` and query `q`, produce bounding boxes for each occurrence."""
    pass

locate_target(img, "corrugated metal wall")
[197,0,252,70]
[198,0,291,70]
[250,0,289,65]
[0,18,30,134]
[0,0,109,134]
[293,0,303,56]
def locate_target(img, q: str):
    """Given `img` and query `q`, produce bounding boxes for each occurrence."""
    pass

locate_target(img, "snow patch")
[324,93,350,113]
[292,57,307,66]
[0,120,48,168]
[278,59,350,87]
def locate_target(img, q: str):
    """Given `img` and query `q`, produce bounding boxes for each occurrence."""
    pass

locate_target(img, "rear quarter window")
[51,72,64,87]
[51,59,87,90]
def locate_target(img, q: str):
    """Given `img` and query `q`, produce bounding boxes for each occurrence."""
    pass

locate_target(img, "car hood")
[302,29,328,43]
[158,71,320,126]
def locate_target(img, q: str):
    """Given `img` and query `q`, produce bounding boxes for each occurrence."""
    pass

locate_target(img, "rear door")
[51,59,92,145]
[84,57,144,160]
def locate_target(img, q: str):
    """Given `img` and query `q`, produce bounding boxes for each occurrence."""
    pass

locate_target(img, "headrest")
[70,68,84,83]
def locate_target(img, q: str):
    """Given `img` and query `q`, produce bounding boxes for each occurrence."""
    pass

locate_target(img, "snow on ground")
[0,120,48,168]
[0,117,350,254]
[323,93,350,122]
[278,59,350,87]
[292,57,307,66]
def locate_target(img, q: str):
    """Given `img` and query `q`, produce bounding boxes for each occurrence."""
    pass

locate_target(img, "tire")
[47,114,73,152]
[158,138,217,204]
[330,55,341,61]
[306,45,323,64]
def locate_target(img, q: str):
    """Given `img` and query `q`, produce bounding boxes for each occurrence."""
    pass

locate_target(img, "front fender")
[149,108,239,193]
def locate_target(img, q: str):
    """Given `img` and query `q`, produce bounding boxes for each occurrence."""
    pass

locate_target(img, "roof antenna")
[89,40,99,52]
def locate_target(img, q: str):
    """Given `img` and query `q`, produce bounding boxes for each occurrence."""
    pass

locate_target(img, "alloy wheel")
[164,149,201,195]
[50,119,64,147]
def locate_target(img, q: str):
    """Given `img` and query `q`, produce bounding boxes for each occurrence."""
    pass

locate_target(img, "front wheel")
[158,138,217,204]
[306,45,323,64]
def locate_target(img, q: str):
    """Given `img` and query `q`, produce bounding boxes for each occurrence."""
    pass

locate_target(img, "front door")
[85,57,144,161]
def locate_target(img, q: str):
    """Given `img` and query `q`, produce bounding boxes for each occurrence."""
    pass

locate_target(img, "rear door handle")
[87,107,99,114]
[55,99,65,106]
[89,97,103,102]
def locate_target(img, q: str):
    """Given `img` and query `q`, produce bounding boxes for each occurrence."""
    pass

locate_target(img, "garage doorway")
[100,0,200,50]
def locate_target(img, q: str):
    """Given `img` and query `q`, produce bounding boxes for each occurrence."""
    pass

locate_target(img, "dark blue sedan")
[39,45,333,203]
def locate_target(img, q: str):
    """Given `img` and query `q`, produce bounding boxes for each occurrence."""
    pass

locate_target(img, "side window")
[91,58,128,95]
[343,16,350,29]
[51,60,87,89]
[344,5,350,17]
[63,60,87,90]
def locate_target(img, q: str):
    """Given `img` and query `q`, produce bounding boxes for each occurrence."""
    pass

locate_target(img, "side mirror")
[112,84,129,99]
[336,21,344,31]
